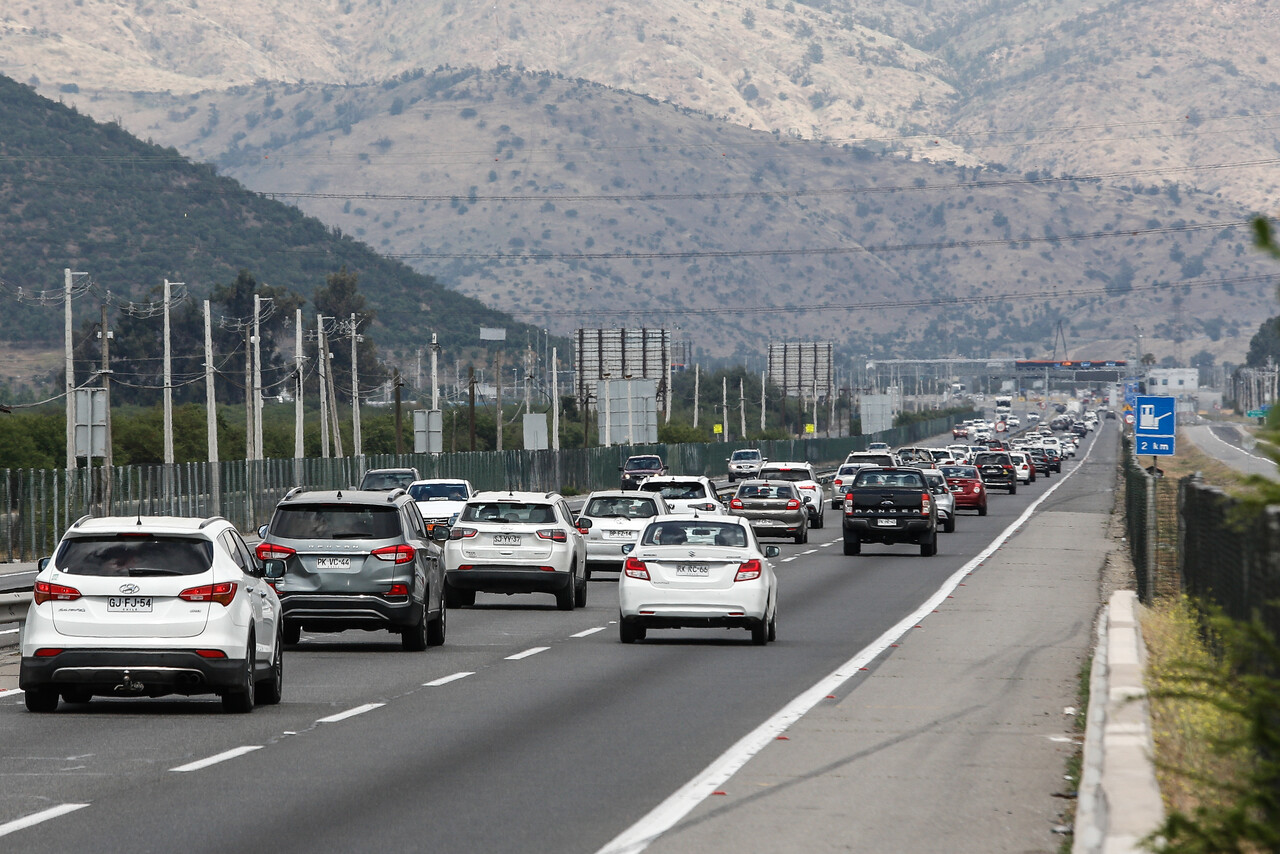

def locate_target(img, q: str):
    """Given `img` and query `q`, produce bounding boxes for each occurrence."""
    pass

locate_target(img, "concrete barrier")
[1074,589,1164,853]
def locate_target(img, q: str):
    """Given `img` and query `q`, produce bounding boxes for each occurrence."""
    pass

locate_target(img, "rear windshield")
[847,454,894,466]
[271,504,403,539]
[853,470,925,488]
[759,468,810,482]
[639,481,708,500]
[640,520,748,547]
[459,502,558,524]
[584,496,659,519]
[940,466,978,479]
[409,482,469,502]
[360,471,416,490]
[736,484,794,499]
[55,535,215,577]
[974,453,1011,466]
[623,457,662,471]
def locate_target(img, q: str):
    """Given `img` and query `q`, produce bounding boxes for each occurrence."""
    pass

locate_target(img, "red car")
[952,423,969,439]
[939,464,988,516]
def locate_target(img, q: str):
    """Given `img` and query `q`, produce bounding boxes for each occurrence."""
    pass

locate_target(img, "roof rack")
[199,516,229,529]
[283,486,305,501]
[71,514,92,528]
[387,488,408,502]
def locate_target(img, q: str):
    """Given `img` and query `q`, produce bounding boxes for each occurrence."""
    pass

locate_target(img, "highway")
[0,426,1108,853]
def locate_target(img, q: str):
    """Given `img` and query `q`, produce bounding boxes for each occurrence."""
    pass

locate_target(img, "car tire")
[256,631,283,706]
[402,602,430,651]
[751,618,768,646]
[25,687,58,713]
[61,688,93,705]
[767,609,777,642]
[944,517,955,534]
[222,634,256,714]
[811,512,823,530]
[584,566,593,582]
[282,620,301,646]
[427,600,447,647]
[978,502,988,516]
[444,583,475,608]
[555,582,575,611]
[619,618,645,643]
[795,524,808,545]
[574,571,587,608]
[920,535,937,557]
[843,535,861,555]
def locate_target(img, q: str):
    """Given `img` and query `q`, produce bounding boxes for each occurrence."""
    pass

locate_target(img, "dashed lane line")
[316,702,384,724]
[0,803,90,839]
[505,646,550,660]
[424,672,475,687]
[171,745,263,773]
[570,627,607,638]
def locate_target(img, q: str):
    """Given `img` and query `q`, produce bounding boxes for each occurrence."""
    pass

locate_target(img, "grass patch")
[1058,654,1091,854]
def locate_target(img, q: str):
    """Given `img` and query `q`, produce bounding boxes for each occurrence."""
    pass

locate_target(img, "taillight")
[729,497,744,510]
[255,542,295,561]
[34,581,81,604]
[833,478,843,487]
[195,649,228,659]
[623,556,649,580]
[921,494,931,514]
[34,648,64,657]
[179,582,237,606]
[536,529,568,543]
[735,559,762,582]
[449,526,478,540]
[372,544,416,563]
[385,583,410,600]
[785,498,801,510]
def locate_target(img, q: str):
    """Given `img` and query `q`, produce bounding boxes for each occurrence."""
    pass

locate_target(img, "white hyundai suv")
[758,462,825,528]
[19,515,285,714]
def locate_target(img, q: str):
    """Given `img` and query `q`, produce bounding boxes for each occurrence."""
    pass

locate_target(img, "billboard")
[596,378,659,445]
[860,394,894,435]
[767,342,833,399]
[574,328,671,411]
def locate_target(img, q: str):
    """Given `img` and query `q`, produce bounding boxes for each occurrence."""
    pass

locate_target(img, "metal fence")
[0,412,973,561]
[1122,434,1180,603]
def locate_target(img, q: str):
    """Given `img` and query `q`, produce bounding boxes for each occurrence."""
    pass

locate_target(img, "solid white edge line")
[316,702,384,724]
[0,628,20,635]
[0,688,24,698]
[424,671,475,687]
[170,745,263,773]
[571,627,607,638]
[505,646,550,660]
[0,803,90,838]
[595,437,1100,854]
[1198,423,1275,465]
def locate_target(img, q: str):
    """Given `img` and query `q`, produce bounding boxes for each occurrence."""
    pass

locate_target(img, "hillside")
[49,66,1276,365]
[0,74,531,362]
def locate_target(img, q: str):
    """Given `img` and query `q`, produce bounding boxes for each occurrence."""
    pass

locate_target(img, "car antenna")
[137,513,143,526]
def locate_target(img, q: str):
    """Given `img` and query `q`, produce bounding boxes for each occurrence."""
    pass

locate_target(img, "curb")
[1074,589,1164,853]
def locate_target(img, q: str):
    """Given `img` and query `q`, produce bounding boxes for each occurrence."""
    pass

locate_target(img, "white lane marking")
[1198,424,1275,465]
[800,549,817,555]
[317,702,384,724]
[171,745,263,773]
[595,435,1099,854]
[506,646,550,660]
[0,688,24,698]
[424,672,475,687]
[0,628,20,635]
[819,541,835,547]
[0,803,90,838]
[780,557,797,563]
[570,627,606,638]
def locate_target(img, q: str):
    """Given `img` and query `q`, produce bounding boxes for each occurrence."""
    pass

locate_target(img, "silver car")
[728,479,809,543]
[726,448,766,482]
[578,490,669,579]
[921,469,956,533]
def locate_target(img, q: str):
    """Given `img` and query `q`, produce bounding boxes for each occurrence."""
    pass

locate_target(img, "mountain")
[0,74,531,364]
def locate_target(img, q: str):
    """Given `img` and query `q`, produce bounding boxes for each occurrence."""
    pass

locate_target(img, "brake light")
[34,581,81,604]
[729,497,744,510]
[833,478,843,488]
[450,526,478,540]
[34,648,64,657]
[385,583,410,600]
[785,499,801,510]
[921,493,932,514]
[624,556,649,580]
[179,582,237,606]
[195,649,228,659]
[372,544,416,563]
[536,529,568,543]
[255,542,296,561]
[734,559,762,582]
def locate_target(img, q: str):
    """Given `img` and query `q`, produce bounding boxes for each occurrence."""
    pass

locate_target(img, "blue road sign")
[1134,395,1176,456]
[1123,378,1140,410]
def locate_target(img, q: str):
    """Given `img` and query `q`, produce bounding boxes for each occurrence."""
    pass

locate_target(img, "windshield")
[731,450,760,461]
[940,466,978,479]
[584,496,659,519]
[974,453,1010,466]
[639,481,708,500]
[459,502,558,524]
[55,535,215,577]
[409,482,469,501]
[640,520,749,547]
[271,504,404,539]
[360,470,416,490]
[624,457,662,471]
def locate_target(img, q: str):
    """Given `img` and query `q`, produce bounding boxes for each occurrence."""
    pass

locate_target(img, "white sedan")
[618,514,779,645]
[577,490,670,579]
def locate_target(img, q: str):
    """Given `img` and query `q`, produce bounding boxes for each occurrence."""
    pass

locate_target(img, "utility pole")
[551,347,560,452]
[468,366,476,451]
[603,373,612,446]
[326,324,344,457]
[244,324,253,460]
[430,333,440,411]
[760,371,766,433]
[64,268,77,474]
[739,378,746,439]
[294,309,304,463]
[350,313,362,459]
[494,349,503,452]
[253,294,264,462]
[394,369,403,454]
[693,365,700,429]
[722,376,729,442]
[163,279,175,466]
[100,304,113,508]
[317,314,330,458]
[625,375,635,445]
[204,300,220,513]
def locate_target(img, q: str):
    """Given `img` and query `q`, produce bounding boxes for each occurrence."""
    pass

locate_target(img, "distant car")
[952,423,970,439]
[866,442,891,453]
[758,462,824,528]
[577,490,669,579]
[257,488,448,649]
[726,448,767,482]
[921,469,956,534]
[939,464,988,516]
[617,515,780,645]
[637,476,724,514]
[830,463,865,509]
[728,479,809,543]
[408,478,475,536]
[1006,415,1021,428]
[973,451,1017,494]
[444,491,587,610]
[1026,446,1055,477]
[1009,451,1036,484]
[1027,412,1042,423]
[21,515,286,713]
[619,455,667,490]
[359,467,421,491]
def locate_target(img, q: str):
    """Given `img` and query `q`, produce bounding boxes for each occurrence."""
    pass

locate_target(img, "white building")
[1145,368,1199,398]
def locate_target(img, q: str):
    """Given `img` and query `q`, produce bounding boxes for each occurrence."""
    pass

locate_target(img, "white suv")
[758,462,825,528]
[19,515,285,714]
[444,491,587,610]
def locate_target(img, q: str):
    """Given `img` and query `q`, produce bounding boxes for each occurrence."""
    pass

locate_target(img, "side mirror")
[577,517,592,530]
[621,543,634,555]
[431,526,450,542]
[802,495,812,504]
[262,558,286,580]
[37,556,51,572]
[764,546,781,558]
[257,524,269,539]
[618,466,624,472]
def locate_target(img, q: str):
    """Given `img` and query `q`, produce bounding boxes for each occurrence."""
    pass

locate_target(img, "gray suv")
[256,488,448,650]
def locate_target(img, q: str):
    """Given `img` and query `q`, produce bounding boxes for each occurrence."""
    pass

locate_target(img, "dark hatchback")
[619,455,668,490]
[972,452,1017,494]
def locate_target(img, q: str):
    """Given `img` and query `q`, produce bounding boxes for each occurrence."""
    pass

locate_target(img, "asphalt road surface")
[0,429,1105,853]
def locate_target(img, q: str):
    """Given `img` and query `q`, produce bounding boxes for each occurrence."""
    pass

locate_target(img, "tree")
[1245,316,1280,368]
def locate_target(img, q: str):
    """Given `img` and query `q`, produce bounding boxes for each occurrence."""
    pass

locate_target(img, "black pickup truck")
[841,467,939,557]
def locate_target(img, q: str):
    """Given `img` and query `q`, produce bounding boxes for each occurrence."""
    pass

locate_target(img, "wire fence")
[0,412,972,561]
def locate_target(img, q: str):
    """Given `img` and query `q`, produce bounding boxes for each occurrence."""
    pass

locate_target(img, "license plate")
[316,557,352,570]
[876,519,898,527]
[674,563,710,576]
[492,534,521,546]
[606,530,633,539]
[107,596,152,612]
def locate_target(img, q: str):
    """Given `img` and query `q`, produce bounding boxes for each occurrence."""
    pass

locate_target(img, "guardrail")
[1,591,27,627]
